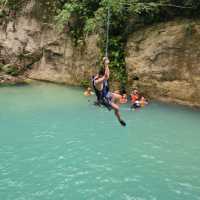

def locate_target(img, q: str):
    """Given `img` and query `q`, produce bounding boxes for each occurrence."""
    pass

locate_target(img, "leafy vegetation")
[0,0,200,85]
[54,0,200,87]
[0,64,20,76]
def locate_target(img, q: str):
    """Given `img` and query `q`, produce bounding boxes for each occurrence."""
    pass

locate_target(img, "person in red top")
[131,89,140,109]
[131,90,139,103]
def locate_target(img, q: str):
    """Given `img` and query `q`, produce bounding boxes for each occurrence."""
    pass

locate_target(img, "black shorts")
[102,92,113,111]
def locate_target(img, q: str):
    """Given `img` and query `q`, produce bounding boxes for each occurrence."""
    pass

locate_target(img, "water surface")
[0,83,200,200]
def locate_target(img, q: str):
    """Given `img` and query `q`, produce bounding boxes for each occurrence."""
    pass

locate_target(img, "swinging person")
[92,57,126,127]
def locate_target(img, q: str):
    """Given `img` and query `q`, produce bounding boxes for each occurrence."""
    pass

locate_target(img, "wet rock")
[0,73,26,85]
[0,0,100,86]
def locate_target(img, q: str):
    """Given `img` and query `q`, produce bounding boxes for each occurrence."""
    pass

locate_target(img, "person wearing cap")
[92,57,126,126]
[84,87,94,96]
[131,89,140,109]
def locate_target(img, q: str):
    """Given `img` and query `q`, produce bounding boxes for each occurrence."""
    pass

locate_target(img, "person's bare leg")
[111,93,121,105]
[110,102,126,126]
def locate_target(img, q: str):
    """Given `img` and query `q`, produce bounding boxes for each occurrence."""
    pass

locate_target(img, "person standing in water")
[93,57,126,127]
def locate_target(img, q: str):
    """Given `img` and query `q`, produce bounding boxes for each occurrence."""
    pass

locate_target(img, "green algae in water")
[0,83,200,200]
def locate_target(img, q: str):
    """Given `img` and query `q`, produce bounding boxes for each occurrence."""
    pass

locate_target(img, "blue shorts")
[106,92,112,101]
[102,92,113,110]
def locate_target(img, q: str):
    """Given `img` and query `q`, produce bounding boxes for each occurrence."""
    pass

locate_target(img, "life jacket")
[92,76,112,110]
[92,76,109,98]
[131,94,139,103]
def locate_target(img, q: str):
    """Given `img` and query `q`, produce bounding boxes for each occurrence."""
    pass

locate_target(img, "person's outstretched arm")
[95,57,110,85]
[104,58,110,80]
[94,75,106,85]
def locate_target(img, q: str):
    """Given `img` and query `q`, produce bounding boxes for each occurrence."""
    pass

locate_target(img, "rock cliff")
[0,1,99,85]
[126,20,200,107]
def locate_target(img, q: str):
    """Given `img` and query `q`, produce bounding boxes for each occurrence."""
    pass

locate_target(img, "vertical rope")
[105,6,110,57]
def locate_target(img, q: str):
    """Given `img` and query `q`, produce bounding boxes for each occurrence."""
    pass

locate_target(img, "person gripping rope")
[92,57,126,127]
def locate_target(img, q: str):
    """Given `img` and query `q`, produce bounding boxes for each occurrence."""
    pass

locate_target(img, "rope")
[118,1,194,9]
[105,6,111,58]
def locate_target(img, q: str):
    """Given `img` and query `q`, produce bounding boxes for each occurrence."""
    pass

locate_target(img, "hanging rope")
[105,6,111,58]
[118,1,194,9]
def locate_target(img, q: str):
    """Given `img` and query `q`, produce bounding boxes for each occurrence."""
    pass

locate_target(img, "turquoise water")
[0,83,200,200]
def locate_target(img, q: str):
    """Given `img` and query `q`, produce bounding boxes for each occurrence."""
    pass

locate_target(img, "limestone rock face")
[0,1,100,86]
[0,15,42,66]
[126,20,200,107]
[29,33,99,85]
[0,72,25,85]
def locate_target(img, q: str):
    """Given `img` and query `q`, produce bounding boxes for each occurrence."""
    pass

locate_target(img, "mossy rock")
[80,79,90,88]
[1,64,20,76]
[0,63,4,70]
[0,10,5,18]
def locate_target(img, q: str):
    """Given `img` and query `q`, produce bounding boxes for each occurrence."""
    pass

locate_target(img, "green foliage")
[84,17,96,36]
[31,0,65,22]
[80,79,90,88]
[0,0,63,21]
[1,64,20,76]
[1,0,200,84]
[0,0,6,5]
[0,63,4,70]
[185,22,195,36]
[55,0,100,44]
[0,0,27,11]
[55,3,75,30]
[103,37,127,85]
[54,0,200,85]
